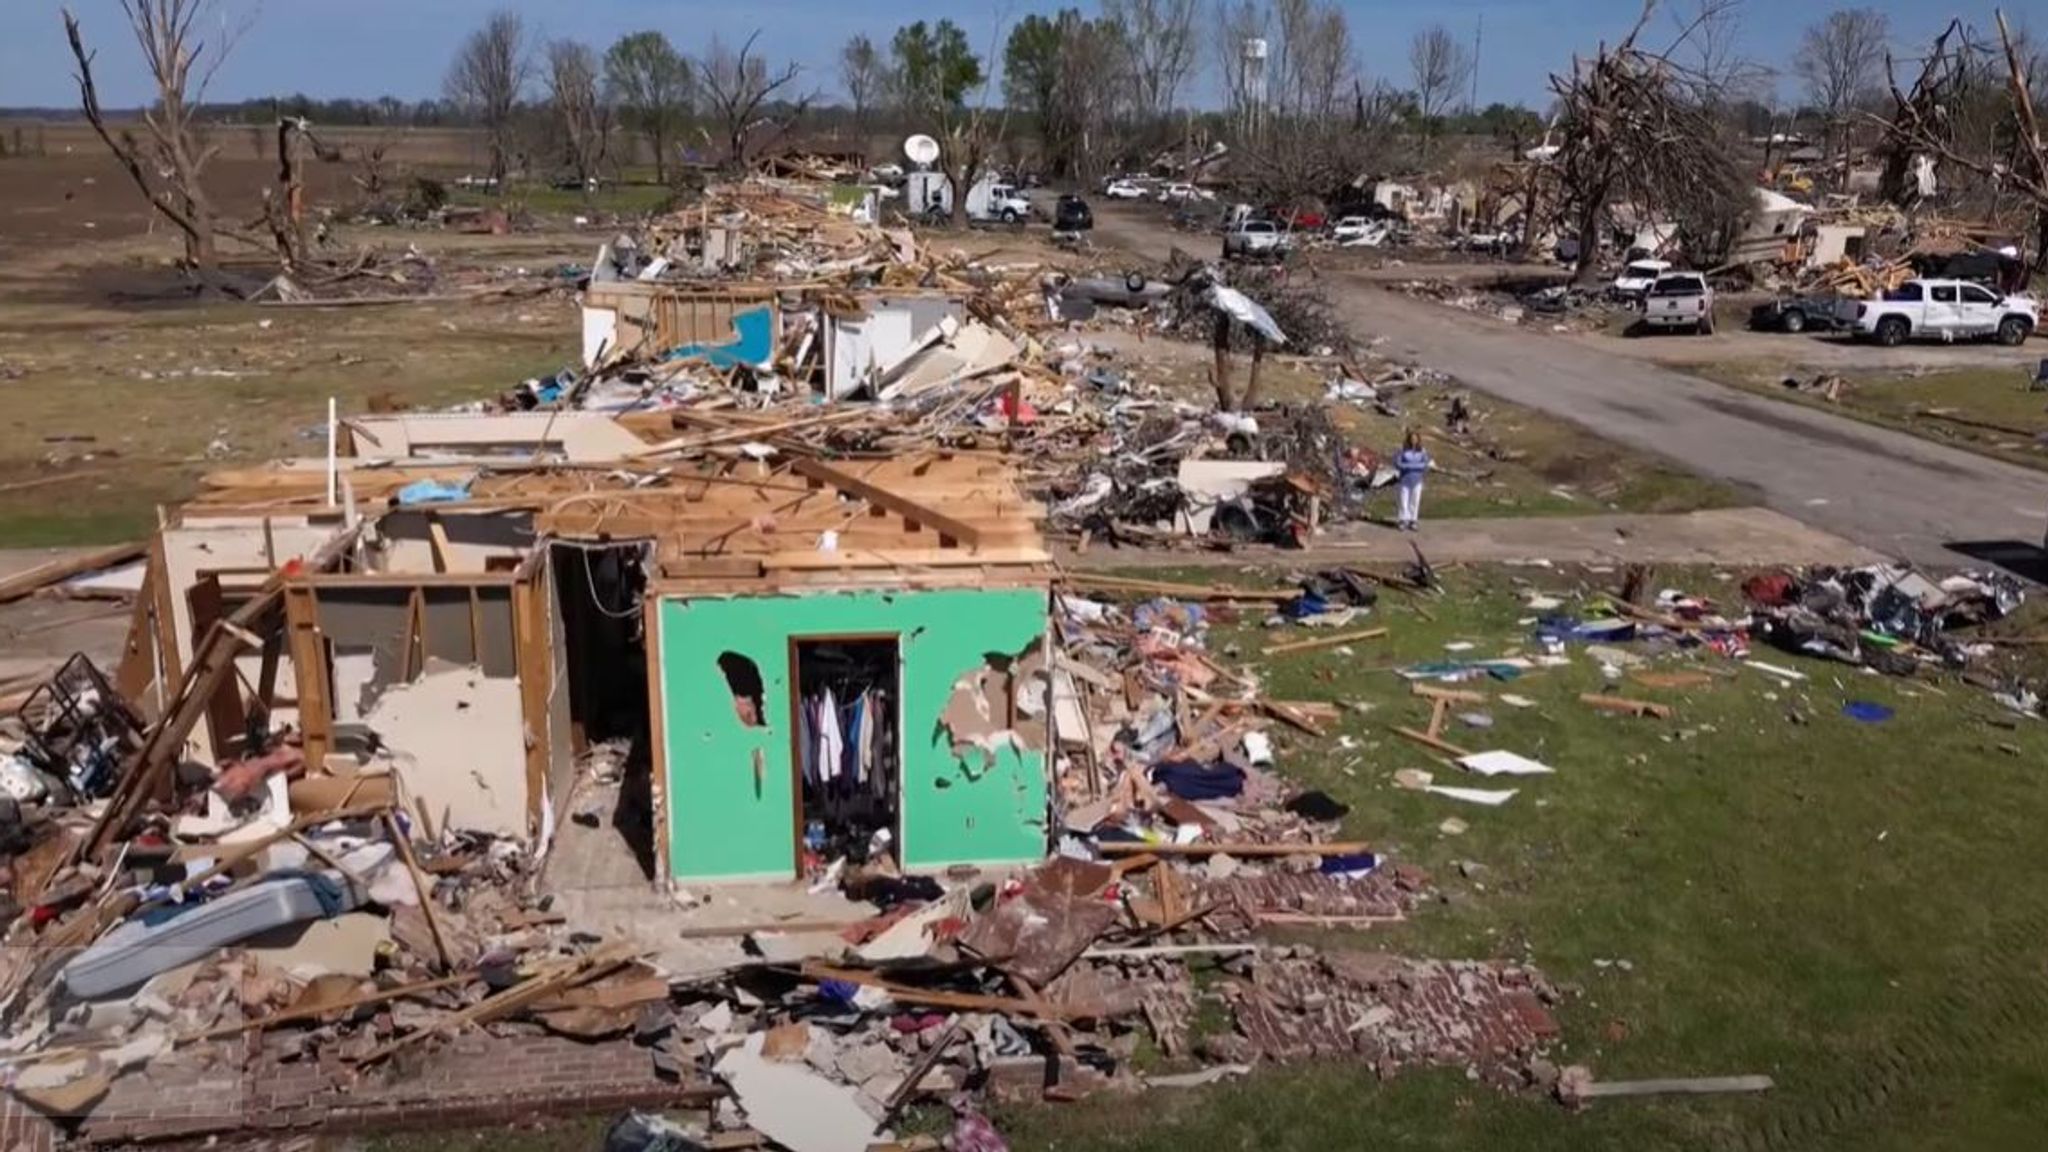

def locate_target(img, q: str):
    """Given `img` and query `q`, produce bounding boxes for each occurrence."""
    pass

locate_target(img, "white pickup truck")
[1639,271,1715,334]
[1842,279,2038,346]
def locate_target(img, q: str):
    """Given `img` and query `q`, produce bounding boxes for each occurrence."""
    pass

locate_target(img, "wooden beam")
[282,582,332,769]
[0,543,144,605]
[1391,726,1472,758]
[1261,627,1388,656]
[427,516,453,574]
[1095,841,1371,857]
[1579,693,1674,719]
[789,457,988,547]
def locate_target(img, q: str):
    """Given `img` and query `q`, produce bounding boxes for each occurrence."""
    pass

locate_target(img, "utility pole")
[1470,12,1483,111]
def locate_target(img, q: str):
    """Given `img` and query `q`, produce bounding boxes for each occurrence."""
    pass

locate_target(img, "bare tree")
[697,31,809,169]
[1410,24,1475,126]
[445,10,530,185]
[841,35,886,148]
[1880,14,2048,273]
[1104,0,1199,122]
[1549,1,1752,284]
[61,2,244,293]
[1794,8,1890,183]
[546,39,610,188]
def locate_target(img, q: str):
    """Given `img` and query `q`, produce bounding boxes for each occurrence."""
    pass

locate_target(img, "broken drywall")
[363,663,526,837]
[715,1031,888,1152]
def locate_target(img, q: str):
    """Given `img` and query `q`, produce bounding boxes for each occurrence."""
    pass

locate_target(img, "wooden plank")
[789,456,990,547]
[185,574,248,763]
[757,546,1052,571]
[1391,725,1473,758]
[1261,627,1388,656]
[1060,573,1294,602]
[1258,699,1326,737]
[1579,693,1674,720]
[114,549,165,712]
[427,517,453,574]
[511,570,550,837]
[283,582,332,770]
[644,596,672,887]
[1574,1075,1774,1099]
[0,543,144,605]
[1411,684,1487,704]
[382,811,453,971]
[1095,841,1371,858]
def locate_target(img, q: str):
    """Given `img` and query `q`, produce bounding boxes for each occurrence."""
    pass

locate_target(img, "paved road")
[1093,210,2048,569]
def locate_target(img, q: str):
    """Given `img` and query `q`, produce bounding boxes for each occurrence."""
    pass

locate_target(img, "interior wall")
[656,587,1050,882]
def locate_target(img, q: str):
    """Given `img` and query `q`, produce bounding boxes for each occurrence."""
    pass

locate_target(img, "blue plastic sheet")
[395,478,473,506]
[1842,701,1895,723]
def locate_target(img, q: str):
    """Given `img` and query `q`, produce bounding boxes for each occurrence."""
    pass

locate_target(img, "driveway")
[1092,207,2048,569]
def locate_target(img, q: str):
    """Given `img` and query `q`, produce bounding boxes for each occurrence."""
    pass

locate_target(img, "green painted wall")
[658,587,1050,881]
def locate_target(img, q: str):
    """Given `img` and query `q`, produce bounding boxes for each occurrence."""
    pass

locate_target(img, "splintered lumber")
[1258,699,1327,737]
[1261,627,1388,656]
[1096,840,1370,858]
[1576,1075,1774,1098]
[383,811,453,971]
[0,543,144,604]
[1392,726,1473,758]
[183,972,472,1042]
[353,946,635,1066]
[1579,693,1674,719]
[1412,684,1486,704]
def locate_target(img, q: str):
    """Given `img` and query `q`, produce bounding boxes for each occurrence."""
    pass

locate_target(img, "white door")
[1959,284,2001,336]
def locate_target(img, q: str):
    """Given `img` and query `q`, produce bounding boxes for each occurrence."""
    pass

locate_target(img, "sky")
[1,0,2028,112]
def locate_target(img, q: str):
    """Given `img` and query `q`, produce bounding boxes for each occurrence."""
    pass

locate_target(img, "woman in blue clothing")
[1394,429,1432,531]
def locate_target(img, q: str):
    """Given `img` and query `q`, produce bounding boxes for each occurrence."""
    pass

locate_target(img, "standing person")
[1394,430,1432,531]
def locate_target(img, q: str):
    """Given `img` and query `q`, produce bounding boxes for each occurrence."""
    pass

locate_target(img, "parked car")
[1458,230,1512,254]
[1223,219,1292,261]
[966,181,1034,223]
[1842,279,2039,347]
[1330,216,1389,247]
[1054,194,1094,232]
[1103,178,1146,200]
[1639,271,1715,334]
[868,163,904,182]
[1159,182,1199,202]
[1749,295,1847,334]
[1610,259,1672,300]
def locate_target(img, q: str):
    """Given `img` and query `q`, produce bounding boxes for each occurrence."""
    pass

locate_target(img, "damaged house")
[117,418,1060,892]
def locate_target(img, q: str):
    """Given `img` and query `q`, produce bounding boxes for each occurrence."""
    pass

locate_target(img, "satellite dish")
[903,134,941,168]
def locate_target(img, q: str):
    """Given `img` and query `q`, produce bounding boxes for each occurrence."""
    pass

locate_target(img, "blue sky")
[3,1,2026,110]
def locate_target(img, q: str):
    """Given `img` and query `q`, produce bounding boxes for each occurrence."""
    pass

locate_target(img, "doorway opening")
[790,637,901,879]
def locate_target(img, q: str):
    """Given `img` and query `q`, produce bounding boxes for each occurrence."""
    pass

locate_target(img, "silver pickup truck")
[1639,271,1715,335]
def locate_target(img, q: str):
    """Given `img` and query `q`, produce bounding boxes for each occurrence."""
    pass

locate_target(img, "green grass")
[1012,564,2048,1151]
[1690,362,2048,470]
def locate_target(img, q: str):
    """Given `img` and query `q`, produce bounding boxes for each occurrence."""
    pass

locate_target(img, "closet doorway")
[788,636,902,879]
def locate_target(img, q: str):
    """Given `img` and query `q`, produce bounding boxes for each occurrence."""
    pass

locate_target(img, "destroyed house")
[125,424,1057,889]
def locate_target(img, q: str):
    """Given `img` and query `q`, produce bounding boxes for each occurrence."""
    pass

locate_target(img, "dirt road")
[1094,208,2048,569]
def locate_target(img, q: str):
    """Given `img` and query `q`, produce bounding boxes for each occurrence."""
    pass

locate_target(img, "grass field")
[1689,361,2048,471]
[0,259,575,544]
[997,565,2048,1152]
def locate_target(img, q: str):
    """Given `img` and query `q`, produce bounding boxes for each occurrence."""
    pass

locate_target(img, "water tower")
[1241,38,1268,139]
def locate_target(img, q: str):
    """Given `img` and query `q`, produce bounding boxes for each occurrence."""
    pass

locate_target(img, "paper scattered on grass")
[1424,785,1519,806]
[1443,641,1477,652]
[1499,694,1537,709]
[1458,750,1555,777]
